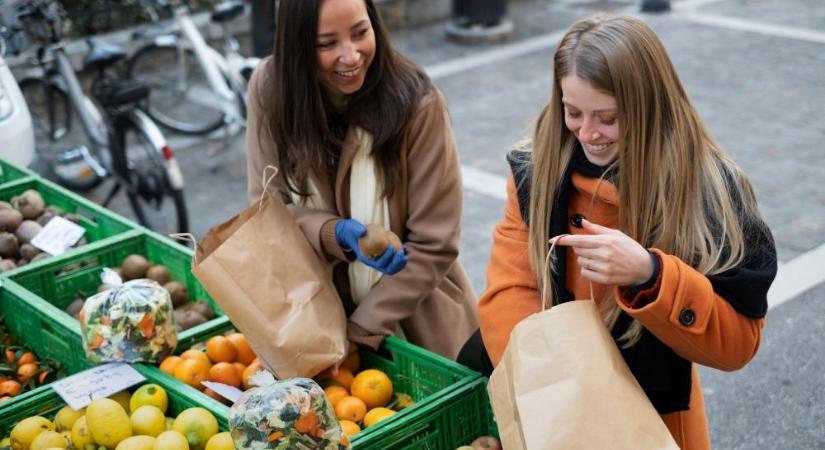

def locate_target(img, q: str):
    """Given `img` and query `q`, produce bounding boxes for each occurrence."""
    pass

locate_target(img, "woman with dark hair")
[464,14,777,448]
[245,0,478,360]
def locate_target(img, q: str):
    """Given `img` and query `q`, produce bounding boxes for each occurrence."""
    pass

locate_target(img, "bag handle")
[259,165,280,213]
[542,234,595,311]
[169,233,201,266]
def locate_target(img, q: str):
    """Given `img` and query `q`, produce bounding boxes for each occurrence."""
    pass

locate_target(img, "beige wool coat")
[245,63,478,359]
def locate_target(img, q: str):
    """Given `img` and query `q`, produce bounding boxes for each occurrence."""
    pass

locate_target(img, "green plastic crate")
[0,230,231,374]
[0,363,229,437]
[155,335,484,450]
[0,158,36,188]
[0,177,135,271]
[348,336,481,450]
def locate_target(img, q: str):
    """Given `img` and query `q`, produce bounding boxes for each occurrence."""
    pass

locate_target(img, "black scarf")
[506,146,776,413]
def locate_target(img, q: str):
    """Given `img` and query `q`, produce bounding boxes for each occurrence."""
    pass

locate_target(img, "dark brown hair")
[262,0,431,198]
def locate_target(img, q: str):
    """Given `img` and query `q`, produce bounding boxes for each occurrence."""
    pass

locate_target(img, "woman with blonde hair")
[462,14,777,448]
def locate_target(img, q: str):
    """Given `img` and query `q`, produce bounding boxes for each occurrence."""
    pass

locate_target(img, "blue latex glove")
[335,219,408,275]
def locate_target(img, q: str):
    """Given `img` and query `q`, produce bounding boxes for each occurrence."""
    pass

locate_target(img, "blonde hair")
[528,14,766,346]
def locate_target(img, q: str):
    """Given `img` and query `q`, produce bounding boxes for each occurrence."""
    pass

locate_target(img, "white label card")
[51,363,146,410]
[201,381,243,403]
[30,216,86,256]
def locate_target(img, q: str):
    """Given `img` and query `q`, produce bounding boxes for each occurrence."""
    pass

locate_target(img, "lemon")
[130,385,168,414]
[172,408,217,450]
[109,391,132,413]
[85,398,132,448]
[28,431,66,450]
[10,416,55,450]
[58,432,71,449]
[53,407,85,433]
[153,431,189,450]
[363,407,396,428]
[1,438,11,448]
[70,417,95,450]
[130,406,166,437]
[165,418,175,431]
[115,436,155,450]
[203,432,233,450]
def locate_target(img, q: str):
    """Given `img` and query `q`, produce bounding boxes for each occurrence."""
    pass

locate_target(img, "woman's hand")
[553,219,653,286]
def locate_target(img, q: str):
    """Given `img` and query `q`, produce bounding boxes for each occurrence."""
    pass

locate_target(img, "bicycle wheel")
[110,119,189,234]
[19,77,102,191]
[127,43,226,135]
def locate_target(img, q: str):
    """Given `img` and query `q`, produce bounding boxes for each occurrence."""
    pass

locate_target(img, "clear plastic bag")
[229,372,350,450]
[79,268,178,363]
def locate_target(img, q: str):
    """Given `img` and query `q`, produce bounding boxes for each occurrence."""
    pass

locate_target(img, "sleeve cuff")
[346,320,385,351]
[320,219,352,262]
[618,251,663,309]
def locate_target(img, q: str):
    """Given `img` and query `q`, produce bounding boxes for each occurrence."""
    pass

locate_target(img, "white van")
[0,36,35,168]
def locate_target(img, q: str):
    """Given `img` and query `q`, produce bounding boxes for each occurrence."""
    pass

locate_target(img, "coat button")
[570,214,587,228]
[679,308,696,326]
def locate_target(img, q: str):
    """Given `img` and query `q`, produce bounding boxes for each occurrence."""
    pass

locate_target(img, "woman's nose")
[578,120,599,143]
[338,41,359,65]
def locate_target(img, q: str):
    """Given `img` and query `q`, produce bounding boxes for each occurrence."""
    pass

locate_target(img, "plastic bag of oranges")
[229,372,350,449]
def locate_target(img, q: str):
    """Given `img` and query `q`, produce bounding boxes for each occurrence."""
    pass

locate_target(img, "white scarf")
[289,128,389,304]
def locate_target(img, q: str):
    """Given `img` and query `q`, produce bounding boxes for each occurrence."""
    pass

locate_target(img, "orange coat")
[478,172,766,449]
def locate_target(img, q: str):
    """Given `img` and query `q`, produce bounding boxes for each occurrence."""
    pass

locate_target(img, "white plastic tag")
[51,363,146,410]
[201,381,244,403]
[30,216,85,256]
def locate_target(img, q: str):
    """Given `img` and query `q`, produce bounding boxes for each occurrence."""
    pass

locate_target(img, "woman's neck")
[324,86,349,112]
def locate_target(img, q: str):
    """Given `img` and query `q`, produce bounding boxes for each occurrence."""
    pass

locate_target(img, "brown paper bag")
[184,168,347,379]
[487,236,678,450]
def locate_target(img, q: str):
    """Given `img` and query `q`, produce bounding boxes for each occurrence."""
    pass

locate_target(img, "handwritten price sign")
[51,363,146,410]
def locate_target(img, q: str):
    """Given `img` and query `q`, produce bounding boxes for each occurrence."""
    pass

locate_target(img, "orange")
[338,420,360,436]
[350,369,393,409]
[226,333,257,365]
[0,380,21,397]
[209,362,242,388]
[180,349,212,366]
[318,367,354,390]
[323,386,349,408]
[232,362,247,377]
[242,360,264,390]
[334,396,367,422]
[17,363,38,383]
[363,407,396,428]
[206,336,237,363]
[159,356,183,376]
[173,358,210,390]
[18,351,37,365]
[342,352,360,373]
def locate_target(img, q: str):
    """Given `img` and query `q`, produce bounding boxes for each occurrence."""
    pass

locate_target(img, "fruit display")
[158,333,259,398]
[229,375,348,450]
[0,316,62,403]
[79,273,177,364]
[313,355,415,439]
[0,190,89,272]
[64,255,216,333]
[0,383,231,450]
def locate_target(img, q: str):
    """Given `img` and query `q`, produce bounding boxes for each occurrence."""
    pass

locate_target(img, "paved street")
[79,0,824,447]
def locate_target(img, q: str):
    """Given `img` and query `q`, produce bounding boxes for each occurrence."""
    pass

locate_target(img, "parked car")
[0,35,35,167]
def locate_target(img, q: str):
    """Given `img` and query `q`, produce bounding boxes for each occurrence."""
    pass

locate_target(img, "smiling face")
[560,75,620,166]
[316,0,376,95]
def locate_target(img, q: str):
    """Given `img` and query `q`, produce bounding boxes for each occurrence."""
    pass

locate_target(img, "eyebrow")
[561,100,617,113]
[318,19,369,38]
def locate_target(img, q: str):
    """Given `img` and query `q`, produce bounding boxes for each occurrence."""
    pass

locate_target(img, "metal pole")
[641,0,671,13]
[251,0,275,57]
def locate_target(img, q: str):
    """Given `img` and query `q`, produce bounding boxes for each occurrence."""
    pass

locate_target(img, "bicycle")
[13,0,189,234]
[127,0,260,136]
